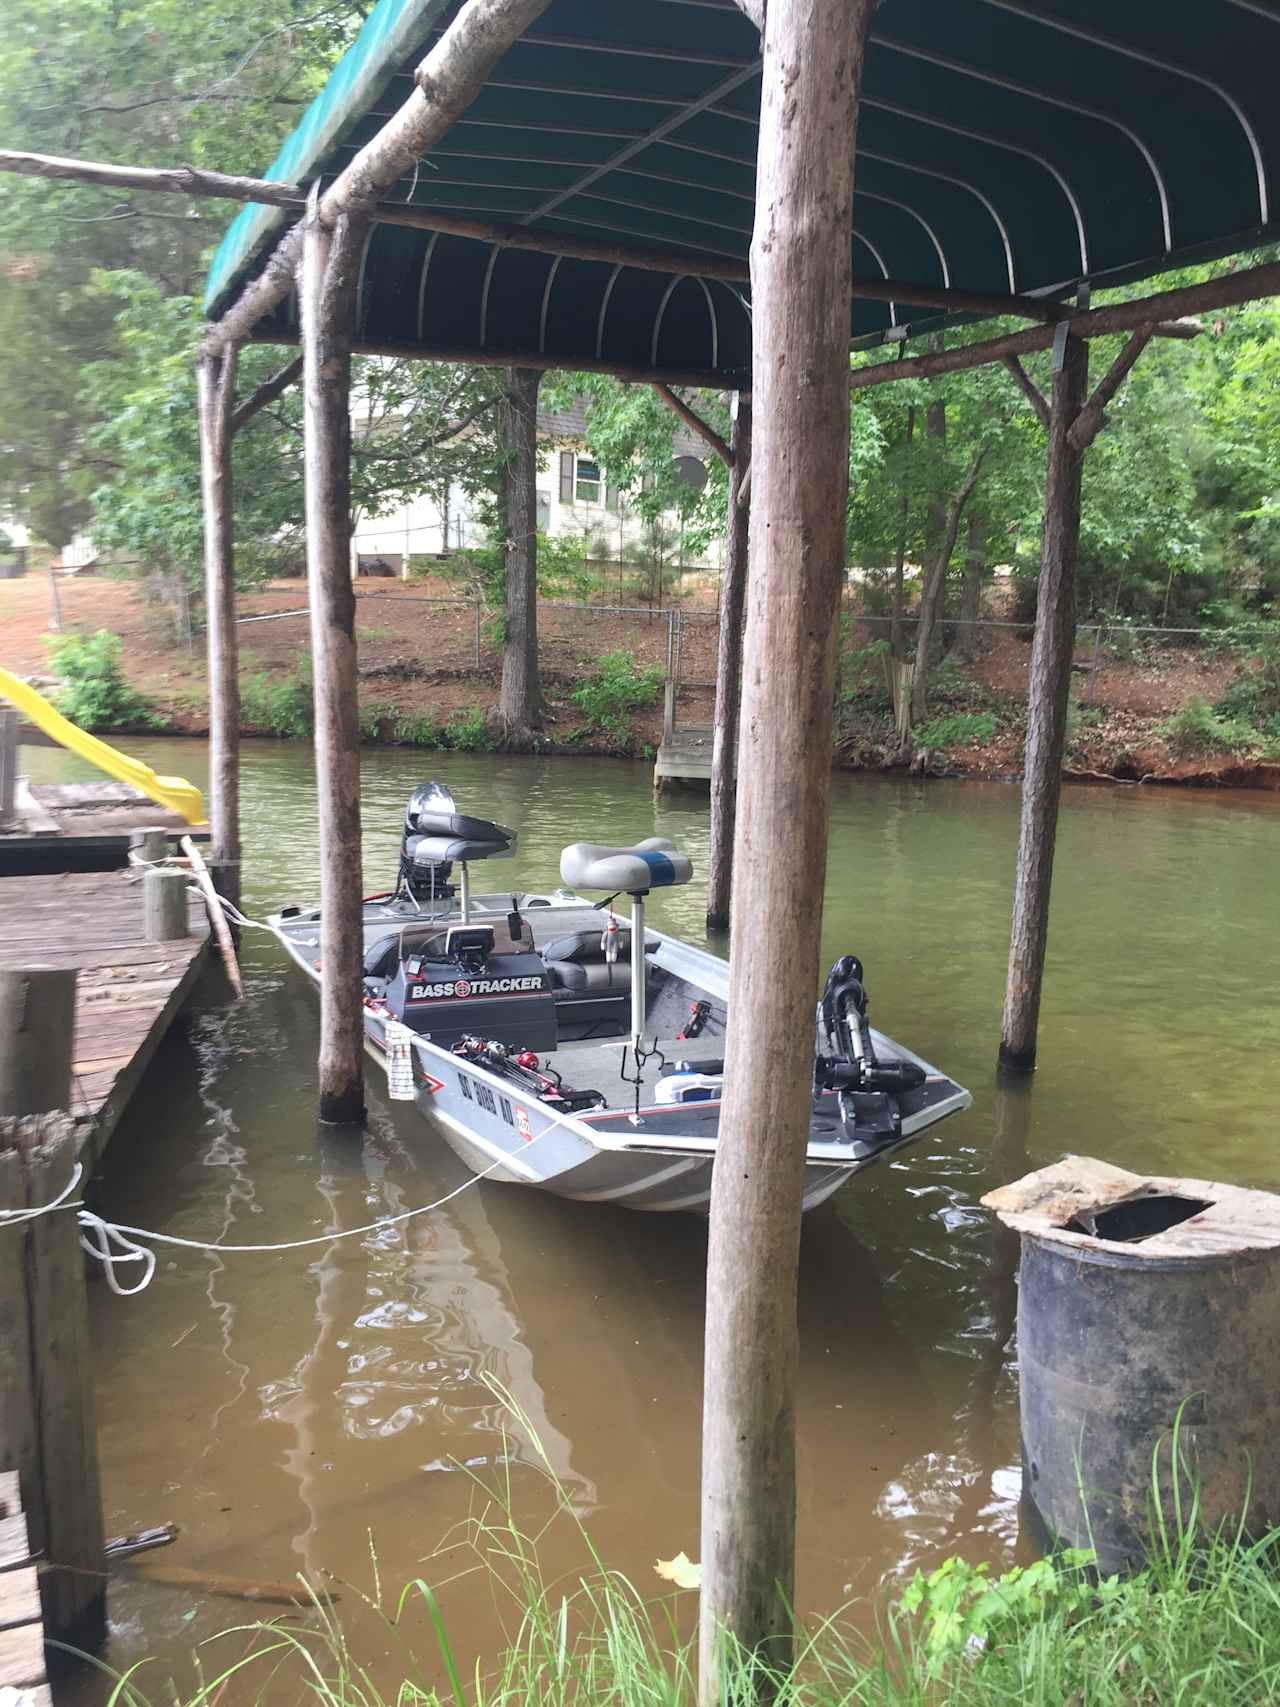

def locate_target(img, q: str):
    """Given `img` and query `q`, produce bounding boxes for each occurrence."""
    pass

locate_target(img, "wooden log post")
[495,367,543,747]
[0,970,74,1120]
[197,345,242,906]
[144,866,191,942]
[705,392,751,932]
[0,707,17,830]
[699,0,872,1690]
[301,207,368,1126]
[999,332,1089,1074]
[0,967,105,1654]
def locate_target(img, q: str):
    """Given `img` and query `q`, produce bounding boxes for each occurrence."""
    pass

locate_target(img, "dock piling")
[144,866,192,942]
[0,710,16,832]
[0,1095,106,1655]
[0,970,75,1120]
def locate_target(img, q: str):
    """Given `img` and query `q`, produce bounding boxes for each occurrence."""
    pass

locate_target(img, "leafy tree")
[0,0,363,548]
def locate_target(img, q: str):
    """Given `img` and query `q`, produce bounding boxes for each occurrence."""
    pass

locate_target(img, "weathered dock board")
[655,724,713,790]
[0,1472,51,1707]
[0,778,203,876]
[0,870,210,1165]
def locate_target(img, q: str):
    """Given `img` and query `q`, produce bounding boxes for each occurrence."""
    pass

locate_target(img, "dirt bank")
[2,572,1277,791]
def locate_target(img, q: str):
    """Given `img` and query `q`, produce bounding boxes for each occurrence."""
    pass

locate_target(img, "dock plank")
[0,1569,39,1631]
[0,871,210,1162]
[0,1621,45,1688]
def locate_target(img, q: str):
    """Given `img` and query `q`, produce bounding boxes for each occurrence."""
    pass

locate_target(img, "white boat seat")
[560,838,692,894]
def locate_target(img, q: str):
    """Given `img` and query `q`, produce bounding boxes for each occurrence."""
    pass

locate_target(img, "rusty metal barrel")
[983,1157,1280,1574]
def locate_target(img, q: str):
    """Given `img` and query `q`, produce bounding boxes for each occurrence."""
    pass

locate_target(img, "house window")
[558,449,614,508]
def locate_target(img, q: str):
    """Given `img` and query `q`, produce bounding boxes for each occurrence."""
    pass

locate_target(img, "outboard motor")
[815,956,927,1151]
[399,782,457,903]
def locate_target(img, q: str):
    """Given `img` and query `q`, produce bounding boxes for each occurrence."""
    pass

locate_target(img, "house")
[351,398,721,577]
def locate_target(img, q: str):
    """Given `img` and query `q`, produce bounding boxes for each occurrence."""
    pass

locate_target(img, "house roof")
[538,399,705,460]
[205,0,1280,383]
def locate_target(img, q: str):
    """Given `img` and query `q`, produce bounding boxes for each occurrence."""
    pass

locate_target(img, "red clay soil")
[1,571,1274,789]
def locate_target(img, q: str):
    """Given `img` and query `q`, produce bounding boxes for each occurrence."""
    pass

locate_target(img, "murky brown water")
[24,741,1280,1699]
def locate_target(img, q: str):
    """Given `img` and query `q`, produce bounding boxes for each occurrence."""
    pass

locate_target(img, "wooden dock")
[0,1472,49,1707]
[655,724,714,790]
[0,778,201,876]
[0,870,210,1167]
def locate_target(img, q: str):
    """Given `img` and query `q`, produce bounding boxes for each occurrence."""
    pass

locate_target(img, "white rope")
[72,1147,529,1295]
[0,1161,85,1225]
[2,899,561,1293]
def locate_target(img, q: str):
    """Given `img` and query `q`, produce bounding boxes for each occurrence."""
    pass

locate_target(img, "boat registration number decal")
[515,1106,533,1141]
[409,975,545,1001]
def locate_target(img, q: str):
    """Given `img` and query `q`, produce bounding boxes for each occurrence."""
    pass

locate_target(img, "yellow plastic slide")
[0,666,206,825]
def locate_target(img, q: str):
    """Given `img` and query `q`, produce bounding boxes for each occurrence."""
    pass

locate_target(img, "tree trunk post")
[301,208,368,1127]
[699,0,871,1690]
[0,969,105,1653]
[0,708,17,831]
[955,512,986,659]
[496,366,543,746]
[999,333,1089,1074]
[706,392,751,933]
[197,345,241,905]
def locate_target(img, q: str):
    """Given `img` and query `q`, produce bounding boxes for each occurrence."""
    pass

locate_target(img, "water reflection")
[25,740,1276,1699]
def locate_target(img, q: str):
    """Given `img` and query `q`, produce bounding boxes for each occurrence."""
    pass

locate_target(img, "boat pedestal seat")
[560,838,692,894]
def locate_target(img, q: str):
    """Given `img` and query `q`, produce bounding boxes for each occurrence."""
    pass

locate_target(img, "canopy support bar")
[301,204,368,1127]
[196,346,241,904]
[652,385,734,468]
[1001,354,1050,427]
[846,266,1280,392]
[1069,326,1155,451]
[706,391,751,933]
[699,0,874,1685]
[231,356,304,436]
[1000,330,1089,1075]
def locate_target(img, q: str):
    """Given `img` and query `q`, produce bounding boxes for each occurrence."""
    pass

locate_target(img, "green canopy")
[205,0,1280,382]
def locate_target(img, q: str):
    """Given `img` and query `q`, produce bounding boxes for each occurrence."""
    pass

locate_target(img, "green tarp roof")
[205,0,1280,383]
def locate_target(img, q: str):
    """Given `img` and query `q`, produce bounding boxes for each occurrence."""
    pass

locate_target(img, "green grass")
[914,710,997,756]
[84,1392,1280,1707]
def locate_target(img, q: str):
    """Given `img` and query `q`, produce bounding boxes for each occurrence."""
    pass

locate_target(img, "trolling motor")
[816,956,927,1095]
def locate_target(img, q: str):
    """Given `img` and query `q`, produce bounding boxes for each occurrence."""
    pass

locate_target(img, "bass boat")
[274,784,970,1213]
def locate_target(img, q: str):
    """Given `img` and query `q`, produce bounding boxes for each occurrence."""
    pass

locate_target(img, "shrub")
[1159,695,1267,755]
[445,706,496,752]
[914,710,997,755]
[391,711,442,748]
[570,648,665,745]
[1214,622,1280,732]
[241,663,314,739]
[45,630,158,731]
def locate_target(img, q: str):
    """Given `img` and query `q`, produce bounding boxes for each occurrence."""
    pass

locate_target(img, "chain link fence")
[235,587,1258,724]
